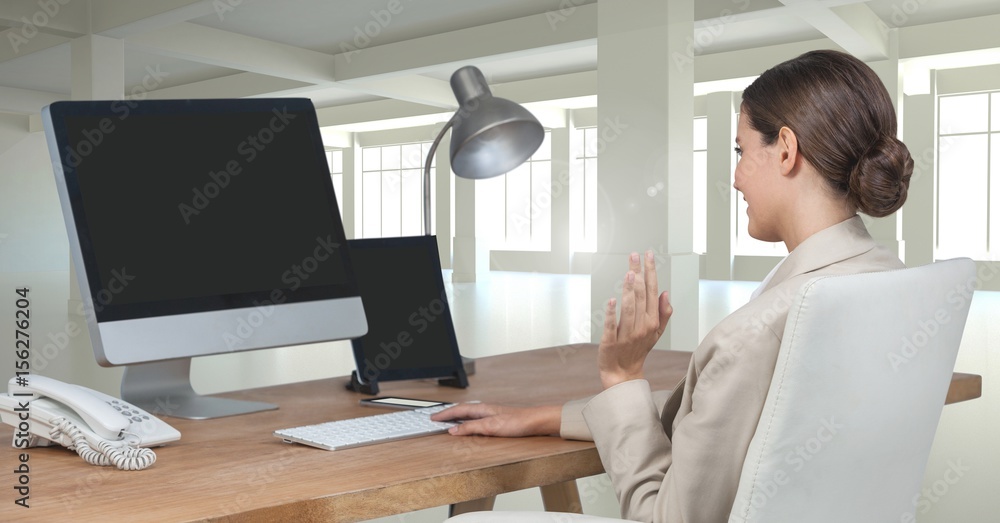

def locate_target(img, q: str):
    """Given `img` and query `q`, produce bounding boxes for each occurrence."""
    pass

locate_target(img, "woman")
[434,49,913,523]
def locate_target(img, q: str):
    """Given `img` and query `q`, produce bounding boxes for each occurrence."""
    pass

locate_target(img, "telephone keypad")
[106,399,151,423]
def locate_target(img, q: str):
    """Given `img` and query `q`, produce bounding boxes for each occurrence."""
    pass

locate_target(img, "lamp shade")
[447,66,544,179]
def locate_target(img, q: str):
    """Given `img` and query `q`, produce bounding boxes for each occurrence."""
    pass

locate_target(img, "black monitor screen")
[347,236,464,384]
[48,99,356,321]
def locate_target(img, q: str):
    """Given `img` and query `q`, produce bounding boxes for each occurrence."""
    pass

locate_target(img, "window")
[327,150,343,219]
[359,142,434,238]
[571,127,598,253]
[480,131,552,251]
[937,91,999,260]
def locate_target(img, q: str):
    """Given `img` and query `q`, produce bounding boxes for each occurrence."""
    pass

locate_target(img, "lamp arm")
[423,115,457,236]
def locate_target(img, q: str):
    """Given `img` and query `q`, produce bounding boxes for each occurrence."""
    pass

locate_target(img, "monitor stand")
[121,359,278,420]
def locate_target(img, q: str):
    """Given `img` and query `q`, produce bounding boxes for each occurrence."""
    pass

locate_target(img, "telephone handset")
[0,375,180,470]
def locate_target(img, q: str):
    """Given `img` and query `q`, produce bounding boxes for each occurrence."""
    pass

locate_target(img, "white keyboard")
[274,404,458,451]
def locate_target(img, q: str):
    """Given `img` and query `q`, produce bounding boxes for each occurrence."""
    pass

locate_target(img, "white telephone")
[0,375,180,470]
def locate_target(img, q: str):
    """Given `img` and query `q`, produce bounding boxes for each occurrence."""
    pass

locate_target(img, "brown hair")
[741,49,912,217]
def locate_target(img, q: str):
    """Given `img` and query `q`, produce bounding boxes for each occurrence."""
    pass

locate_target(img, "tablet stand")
[345,360,472,396]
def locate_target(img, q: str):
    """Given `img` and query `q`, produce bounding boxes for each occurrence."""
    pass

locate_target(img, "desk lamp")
[420,66,543,377]
[422,65,545,235]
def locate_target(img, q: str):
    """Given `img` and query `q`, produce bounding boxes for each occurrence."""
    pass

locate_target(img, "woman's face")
[733,110,785,243]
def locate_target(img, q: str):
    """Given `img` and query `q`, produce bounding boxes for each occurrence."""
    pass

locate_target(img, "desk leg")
[449,496,497,517]
[541,481,583,513]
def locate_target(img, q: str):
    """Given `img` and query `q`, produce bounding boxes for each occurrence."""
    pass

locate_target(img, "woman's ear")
[776,126,799,177]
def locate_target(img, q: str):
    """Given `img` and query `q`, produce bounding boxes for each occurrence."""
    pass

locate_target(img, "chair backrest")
[728,258,976,523]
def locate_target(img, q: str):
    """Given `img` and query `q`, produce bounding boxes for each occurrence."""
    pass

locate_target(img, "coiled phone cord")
[49,418,157,471]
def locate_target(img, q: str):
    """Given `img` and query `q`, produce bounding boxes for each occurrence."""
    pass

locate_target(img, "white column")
[704,91,737,280]
[452,155,488,282]
[352,140,364,239]
[867,32,906,261]
[68,35,125,316]
[902,93,936,267]
[340,144,357,239]
[71,35,124,101]
[435,140,453,269]
[592,0,699,351]
[549,126,571,273]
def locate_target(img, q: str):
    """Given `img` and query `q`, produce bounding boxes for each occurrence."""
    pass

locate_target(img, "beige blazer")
[560,216,904,523]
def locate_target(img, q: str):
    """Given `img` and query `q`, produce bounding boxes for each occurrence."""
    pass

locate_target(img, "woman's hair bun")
[847,134,913,218]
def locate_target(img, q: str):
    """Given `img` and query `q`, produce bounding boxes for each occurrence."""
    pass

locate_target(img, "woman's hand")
[430,403,561,437]
[597,250,673,390]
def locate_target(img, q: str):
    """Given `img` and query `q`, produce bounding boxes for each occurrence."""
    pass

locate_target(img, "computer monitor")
[42,98,367,419]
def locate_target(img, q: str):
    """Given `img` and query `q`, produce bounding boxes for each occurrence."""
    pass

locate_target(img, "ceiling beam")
[144,72,311,100]
[315,99,447,127]
[126,22,337,85]
[337,75,457,109]
[779,0,888,61]
[332,3,598,82]
[695,38,839,84]
[0,1,89,38]
[492,71,596,105]
[899,13,1000,59]
[92,0,219,38]
[0,29,69,63]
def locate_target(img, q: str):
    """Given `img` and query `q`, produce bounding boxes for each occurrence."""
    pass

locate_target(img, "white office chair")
[447,259,976,523]
[728,258,976,522]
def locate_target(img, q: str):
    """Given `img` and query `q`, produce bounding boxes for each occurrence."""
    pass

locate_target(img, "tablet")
[346,235,468,392]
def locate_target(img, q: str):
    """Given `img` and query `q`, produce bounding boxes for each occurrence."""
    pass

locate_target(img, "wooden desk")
[0,345,981,522]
